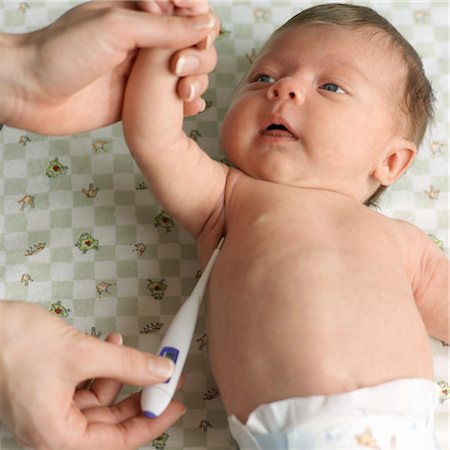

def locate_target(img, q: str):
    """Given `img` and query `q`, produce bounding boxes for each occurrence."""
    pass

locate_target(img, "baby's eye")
[255,74,276,83]
[320,83,345,94]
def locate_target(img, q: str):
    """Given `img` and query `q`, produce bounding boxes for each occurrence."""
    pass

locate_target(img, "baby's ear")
[372,138,416,186]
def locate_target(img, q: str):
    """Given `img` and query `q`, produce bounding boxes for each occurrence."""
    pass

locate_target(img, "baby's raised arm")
[410,228,450,344]
[122,14,227,238]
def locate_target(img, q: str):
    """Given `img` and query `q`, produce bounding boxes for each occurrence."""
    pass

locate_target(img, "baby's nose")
[267,78,303,104]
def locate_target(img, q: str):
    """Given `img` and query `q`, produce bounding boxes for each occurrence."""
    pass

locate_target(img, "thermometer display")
[160,347,179,383]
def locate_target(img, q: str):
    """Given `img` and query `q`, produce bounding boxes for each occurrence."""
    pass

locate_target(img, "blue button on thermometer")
[141,237,224,418]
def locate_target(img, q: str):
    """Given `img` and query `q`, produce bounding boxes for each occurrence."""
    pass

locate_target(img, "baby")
[123,3,449,449]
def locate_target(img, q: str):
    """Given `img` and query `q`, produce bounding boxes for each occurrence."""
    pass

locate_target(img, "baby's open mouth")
[260,123,297,139]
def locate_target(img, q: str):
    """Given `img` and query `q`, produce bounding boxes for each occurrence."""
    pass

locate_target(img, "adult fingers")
[72,334,174,387]
[183,100,198,117]
[82,376,186,424]
[177,74,209,104]
[88,334,125,406]
[137,0,173,15]
[75,334,125,410]
[138,0,210,16]
[173,0,210,16]
[171,44,217,78]
[82,392,143,424]
[80,401,186,450]
[114,9,217,50]
[178,73,209,116]
[172,44,216,113]
[183,98,207,116]
[197,10,220,50]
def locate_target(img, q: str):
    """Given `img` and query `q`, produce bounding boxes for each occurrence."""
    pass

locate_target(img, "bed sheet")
[0,1,448,449]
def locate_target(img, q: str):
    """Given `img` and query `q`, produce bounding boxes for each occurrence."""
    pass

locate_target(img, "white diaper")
[228,378,441,450]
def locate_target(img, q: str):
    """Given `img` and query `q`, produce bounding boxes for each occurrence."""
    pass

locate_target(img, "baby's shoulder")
[389,216,423,237]
[386,216,426,244]
[385,216,440,258]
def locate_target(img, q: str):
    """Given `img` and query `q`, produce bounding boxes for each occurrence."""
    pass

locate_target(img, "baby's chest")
[224,185,409,268]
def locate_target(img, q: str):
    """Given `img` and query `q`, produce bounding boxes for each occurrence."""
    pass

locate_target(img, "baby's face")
[220,25,409,200]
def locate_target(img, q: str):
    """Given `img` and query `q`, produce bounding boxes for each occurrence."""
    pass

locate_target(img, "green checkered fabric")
[1,1,448,449]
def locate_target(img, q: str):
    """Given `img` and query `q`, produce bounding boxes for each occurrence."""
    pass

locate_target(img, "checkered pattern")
[1,1,448,449]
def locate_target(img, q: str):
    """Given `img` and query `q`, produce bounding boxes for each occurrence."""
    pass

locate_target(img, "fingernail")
[175,55,200,76]
[190,12,215,30]
[187,83,196,103]
[107,333,123,345]
[149,356,174,379]
[205,32,214,50]
[198,98,207,113]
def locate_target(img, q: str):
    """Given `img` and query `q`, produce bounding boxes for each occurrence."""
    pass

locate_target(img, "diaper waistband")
[229,416,441,450]
[234,378,440,435]
[228,378,440,449]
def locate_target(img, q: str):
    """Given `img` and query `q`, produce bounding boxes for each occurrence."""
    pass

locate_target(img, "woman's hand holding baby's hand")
[0,1,217,134]
[138,0,219,115]
[0,301,184,450]
[171,33,218,115]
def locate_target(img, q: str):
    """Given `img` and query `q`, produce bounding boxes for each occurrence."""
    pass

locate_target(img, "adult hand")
[0,1,217,135]
[0,301,184,450]
[137,1,220,116]
[138,0,210,16]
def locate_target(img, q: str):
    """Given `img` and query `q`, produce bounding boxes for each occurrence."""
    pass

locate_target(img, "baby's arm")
[123,18,227,238]
[412,231,449,343]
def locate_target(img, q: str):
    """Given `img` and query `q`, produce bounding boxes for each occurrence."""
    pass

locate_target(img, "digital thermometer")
[141,237,225,418]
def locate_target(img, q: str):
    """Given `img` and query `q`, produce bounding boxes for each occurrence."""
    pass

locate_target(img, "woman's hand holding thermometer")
[141,237,225,418]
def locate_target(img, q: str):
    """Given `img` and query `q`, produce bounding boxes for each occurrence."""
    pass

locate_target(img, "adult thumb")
[74,334,174,386]
[130,11,217,50]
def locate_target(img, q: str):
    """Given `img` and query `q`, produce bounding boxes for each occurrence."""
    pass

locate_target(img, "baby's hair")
[271,3,435,206]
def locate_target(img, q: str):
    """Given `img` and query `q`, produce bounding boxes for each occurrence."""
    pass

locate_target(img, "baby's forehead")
[257,24,406,85]
[263,23,396,56]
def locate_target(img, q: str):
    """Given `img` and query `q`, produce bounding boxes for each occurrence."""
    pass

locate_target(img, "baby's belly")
[206,245,434,422]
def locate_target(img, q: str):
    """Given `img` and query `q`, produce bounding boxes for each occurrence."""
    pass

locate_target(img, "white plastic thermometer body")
[141,237,224,418]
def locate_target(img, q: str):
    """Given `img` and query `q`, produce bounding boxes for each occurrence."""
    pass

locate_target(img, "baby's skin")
[207,181,442,421]
[123,24,449,423]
